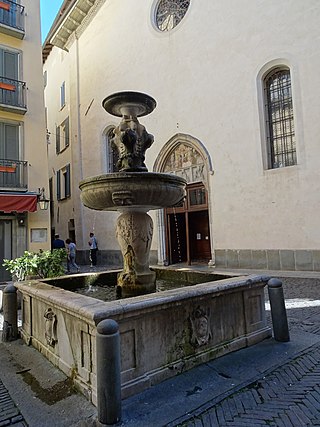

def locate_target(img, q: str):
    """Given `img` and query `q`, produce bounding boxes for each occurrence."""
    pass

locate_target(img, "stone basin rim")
[79,171,187,188]
[79,172,187,211]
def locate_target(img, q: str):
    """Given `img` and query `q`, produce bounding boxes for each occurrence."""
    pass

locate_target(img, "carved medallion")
[190,306,211,347]
[44,308,58,347]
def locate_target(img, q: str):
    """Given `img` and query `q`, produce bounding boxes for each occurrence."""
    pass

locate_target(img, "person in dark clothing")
[52,234,65,249]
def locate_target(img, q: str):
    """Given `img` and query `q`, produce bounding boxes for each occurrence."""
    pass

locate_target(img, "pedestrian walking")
[52,234,65,249]
[65,238,80,273]
[88,232,98,267]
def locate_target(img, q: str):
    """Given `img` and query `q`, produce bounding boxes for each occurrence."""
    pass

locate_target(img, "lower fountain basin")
[79,172,186,211]
[16,270,272,405]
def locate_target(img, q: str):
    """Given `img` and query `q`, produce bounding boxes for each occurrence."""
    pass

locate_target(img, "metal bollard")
[267,278,290,342]
[2,284,18,342]
[96,319,121,425]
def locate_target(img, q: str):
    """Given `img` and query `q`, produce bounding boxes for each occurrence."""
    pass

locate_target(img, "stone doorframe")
[153,133,214,266]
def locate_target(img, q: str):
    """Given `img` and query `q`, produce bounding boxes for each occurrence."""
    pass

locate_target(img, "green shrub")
[3,249,67,281]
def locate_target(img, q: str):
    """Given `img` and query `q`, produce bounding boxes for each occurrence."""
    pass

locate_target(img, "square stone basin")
[15,269,271,405]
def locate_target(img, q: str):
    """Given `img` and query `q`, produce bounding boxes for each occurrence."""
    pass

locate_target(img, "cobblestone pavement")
[0,379,27,426]
[174,277,320,426]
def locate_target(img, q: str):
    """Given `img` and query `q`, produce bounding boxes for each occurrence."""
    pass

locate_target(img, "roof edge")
[42,0,76,64]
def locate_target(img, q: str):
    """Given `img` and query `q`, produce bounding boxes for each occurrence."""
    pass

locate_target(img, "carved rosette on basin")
[79,91,186,297]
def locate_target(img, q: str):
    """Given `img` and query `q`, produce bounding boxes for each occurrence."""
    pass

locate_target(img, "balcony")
[0,159,28,190]
[0,77,27,114]
[0,0,25,39]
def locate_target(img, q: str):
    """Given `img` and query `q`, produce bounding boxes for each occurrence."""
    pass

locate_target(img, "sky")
[40,0,64,42]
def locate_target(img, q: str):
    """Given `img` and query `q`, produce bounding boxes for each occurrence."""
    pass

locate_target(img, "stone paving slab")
[0,339,97,427]
[119,330,320,427]
[175,342,320,426]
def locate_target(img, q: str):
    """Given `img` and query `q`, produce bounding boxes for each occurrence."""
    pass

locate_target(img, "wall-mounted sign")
[31,228,47,243]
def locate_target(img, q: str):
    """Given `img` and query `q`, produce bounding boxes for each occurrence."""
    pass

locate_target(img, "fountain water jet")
[79,91,186,297]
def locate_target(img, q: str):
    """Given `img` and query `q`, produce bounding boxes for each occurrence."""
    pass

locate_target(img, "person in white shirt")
[88,232,98,267]
[66,238,80,273]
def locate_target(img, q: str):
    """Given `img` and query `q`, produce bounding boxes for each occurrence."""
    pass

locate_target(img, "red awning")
[0,194,37,213]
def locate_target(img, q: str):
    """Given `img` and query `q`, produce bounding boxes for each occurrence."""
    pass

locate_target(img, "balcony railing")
[0,76,27,113]
[0,0,25,38]
[0,159,28,190]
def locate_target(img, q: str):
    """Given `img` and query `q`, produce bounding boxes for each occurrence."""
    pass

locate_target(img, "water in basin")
[73,278,199,302]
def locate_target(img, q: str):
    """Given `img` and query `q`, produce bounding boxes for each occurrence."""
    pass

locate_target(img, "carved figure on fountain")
[118,245,137,286]
[111,116,154,172]
[116,212,153,273]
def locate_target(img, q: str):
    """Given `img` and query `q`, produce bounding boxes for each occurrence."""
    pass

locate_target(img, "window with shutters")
[60,81,66,109]
[0,120,20,160]
[0,46,26,111]
[56,169,61,200]
[56,117,69,154]
[56,164,71,200]
[0,120,27,189]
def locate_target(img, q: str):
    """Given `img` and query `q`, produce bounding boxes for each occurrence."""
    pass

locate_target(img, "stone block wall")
[215,249,320,272]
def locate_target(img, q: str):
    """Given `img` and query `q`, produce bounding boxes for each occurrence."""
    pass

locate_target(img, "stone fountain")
[14,91,272,406]
[79,91,186,297]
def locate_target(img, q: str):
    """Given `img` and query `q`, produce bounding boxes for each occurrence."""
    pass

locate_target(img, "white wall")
[45,0,320,255]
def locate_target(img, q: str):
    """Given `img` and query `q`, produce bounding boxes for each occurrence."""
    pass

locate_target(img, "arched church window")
[155,0,190,32]
[264,68,296,169]
[105,127,119,172]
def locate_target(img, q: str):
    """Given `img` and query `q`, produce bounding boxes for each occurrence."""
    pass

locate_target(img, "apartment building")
[44,0,320,271]
[0,0,50,281]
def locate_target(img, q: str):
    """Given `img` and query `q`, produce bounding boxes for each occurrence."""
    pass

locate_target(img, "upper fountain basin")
[79,172,186,212]
[102,91,157,118]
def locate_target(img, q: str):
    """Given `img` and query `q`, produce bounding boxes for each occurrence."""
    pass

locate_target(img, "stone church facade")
[43,0,320,271]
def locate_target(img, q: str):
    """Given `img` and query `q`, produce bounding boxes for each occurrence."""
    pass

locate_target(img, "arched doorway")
[154,134,213,265]
[166,183,211,264]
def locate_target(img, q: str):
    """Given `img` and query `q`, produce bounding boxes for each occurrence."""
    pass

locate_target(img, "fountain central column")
[116,211,156,297]
[79,91,186,298]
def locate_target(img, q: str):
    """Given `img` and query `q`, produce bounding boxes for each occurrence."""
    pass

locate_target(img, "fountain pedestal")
[79,91,186,297]
[116,211,156,297]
